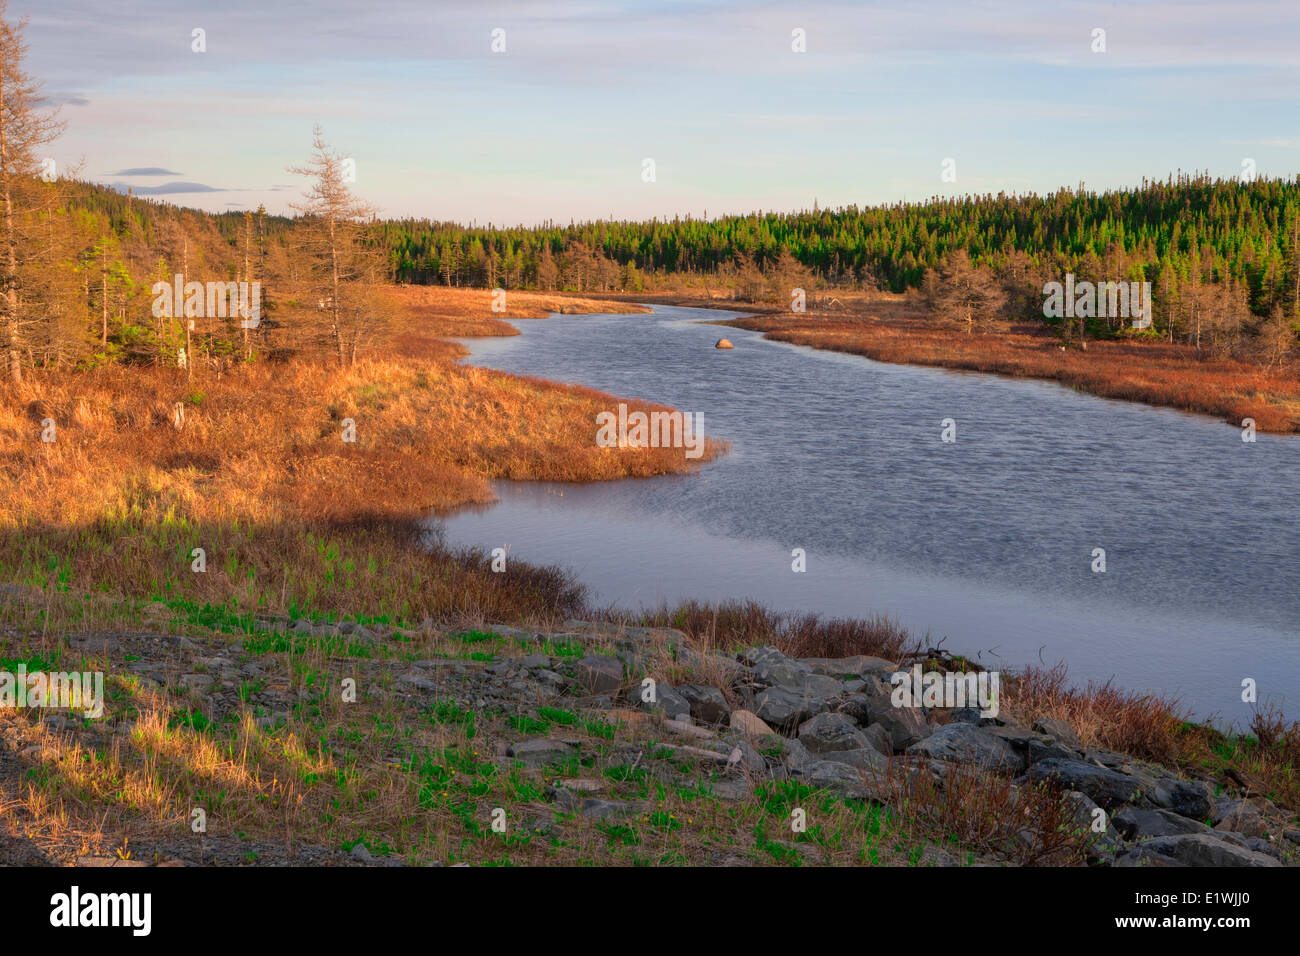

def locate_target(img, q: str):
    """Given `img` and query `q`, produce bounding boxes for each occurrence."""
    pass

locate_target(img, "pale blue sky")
[23,0,1300,225]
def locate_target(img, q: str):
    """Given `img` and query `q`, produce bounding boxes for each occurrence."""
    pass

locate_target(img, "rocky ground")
[1,612,1295,867]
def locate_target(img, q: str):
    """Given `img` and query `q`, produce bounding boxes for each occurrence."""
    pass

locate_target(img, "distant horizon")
[97,167,1296,230]
[23,0,1300,226]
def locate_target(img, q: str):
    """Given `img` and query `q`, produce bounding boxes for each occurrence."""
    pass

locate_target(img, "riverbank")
[595,290,1300,434]
[1,597,1294,867]
[0,287,723,628]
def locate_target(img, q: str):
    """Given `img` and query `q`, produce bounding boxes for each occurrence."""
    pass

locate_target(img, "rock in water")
[715,338,734,349]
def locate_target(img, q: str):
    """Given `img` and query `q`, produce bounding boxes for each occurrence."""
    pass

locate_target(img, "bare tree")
[287,125,379,368]
[929,250,1007,334]
[0,0,64,381]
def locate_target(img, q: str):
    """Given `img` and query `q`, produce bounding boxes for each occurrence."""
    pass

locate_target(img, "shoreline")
[586,291,1300,434]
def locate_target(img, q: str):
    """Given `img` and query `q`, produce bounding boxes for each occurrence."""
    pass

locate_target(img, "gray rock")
[876,705,933,750]
[1024,758,1153,810]
[1243,837,1282,861]
[1213,798,1269,837]
[677,684,729,725]
[986,724,1055,759]
[861,722,894,756]
[798,712,870,754]
[1152,779,1213,821]
[1026,738,1085,764]
[775,736,819,774]
[753,660,811,689]
[636,682,690,720]
[1113,806,1214,840]
[723,737,767,773]
[574,654,622,695]
[1033,717,1083,750]
[754,686,832,730]
[819,747,888,772]
[801,656,896,679]
[506,738,577,768]
[350,843,373,862]
[797,759,875,797]
[1138,833,1282,867]
[519,654,550,669]
[398,674,437,692]
[737,645,789,668]
[907,722,1023,772]
[1063,790,1124,860]
[580,799,631,820]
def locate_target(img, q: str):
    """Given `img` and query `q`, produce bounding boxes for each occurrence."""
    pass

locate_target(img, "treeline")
[379,174,1300,359]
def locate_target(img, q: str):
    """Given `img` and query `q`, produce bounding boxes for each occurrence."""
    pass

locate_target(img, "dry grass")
[386,285,650,359]
[713,292,1300,433]
[1004,663,1188,763]
[595,599,916,663]
[868,758,1096,865]
[0,286,721,626]
[1005,663,1300,814]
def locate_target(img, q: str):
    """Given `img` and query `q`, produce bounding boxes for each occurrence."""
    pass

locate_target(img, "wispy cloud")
[19,0,1300,225]
[105,181,223,195]
[112,167,183,176]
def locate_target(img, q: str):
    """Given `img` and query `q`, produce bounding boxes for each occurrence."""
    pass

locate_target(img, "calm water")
[432,305,1299,726]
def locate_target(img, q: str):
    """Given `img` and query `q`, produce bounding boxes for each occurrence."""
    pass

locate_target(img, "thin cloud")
[105,181,223,195]
[112,167,183,176]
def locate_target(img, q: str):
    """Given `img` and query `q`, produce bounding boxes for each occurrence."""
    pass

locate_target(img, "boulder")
[635,682,690,720]
[906,722,1023,772]
[875,705,933,750]
[795,759,875,797]
[579,799,632,820]
[1023,758,1154,810]
[729,709,774,737]
[1137,833,1282,867]
[1152,779,1213,821]
[1112,806,1215,840]
[754,685,834,730]
[574,654,622,695]
[507,738,577,768]
[1063,790,1124,861]
[1214,799,1269,838]
[860,722,894,756]
[801,656,897,679]
[737,645,788,668]
[797,712,870,754]
[1032,717,1084,751]
[753,659,812,689]
[819,747,887,772]
[677,684,730,725]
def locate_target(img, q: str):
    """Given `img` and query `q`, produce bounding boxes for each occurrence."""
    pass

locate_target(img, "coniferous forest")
[17,172,1299,375]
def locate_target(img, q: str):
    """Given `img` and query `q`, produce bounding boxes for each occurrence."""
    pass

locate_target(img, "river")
[432,305,1299,726]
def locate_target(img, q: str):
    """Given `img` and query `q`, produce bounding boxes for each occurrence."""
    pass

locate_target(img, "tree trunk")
[1,113,19,382]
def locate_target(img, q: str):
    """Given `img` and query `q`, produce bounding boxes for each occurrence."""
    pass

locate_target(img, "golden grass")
[714,292,1300,433]
[0,286,723,625]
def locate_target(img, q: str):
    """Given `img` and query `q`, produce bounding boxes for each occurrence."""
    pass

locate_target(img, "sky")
[21,0,1300,226]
